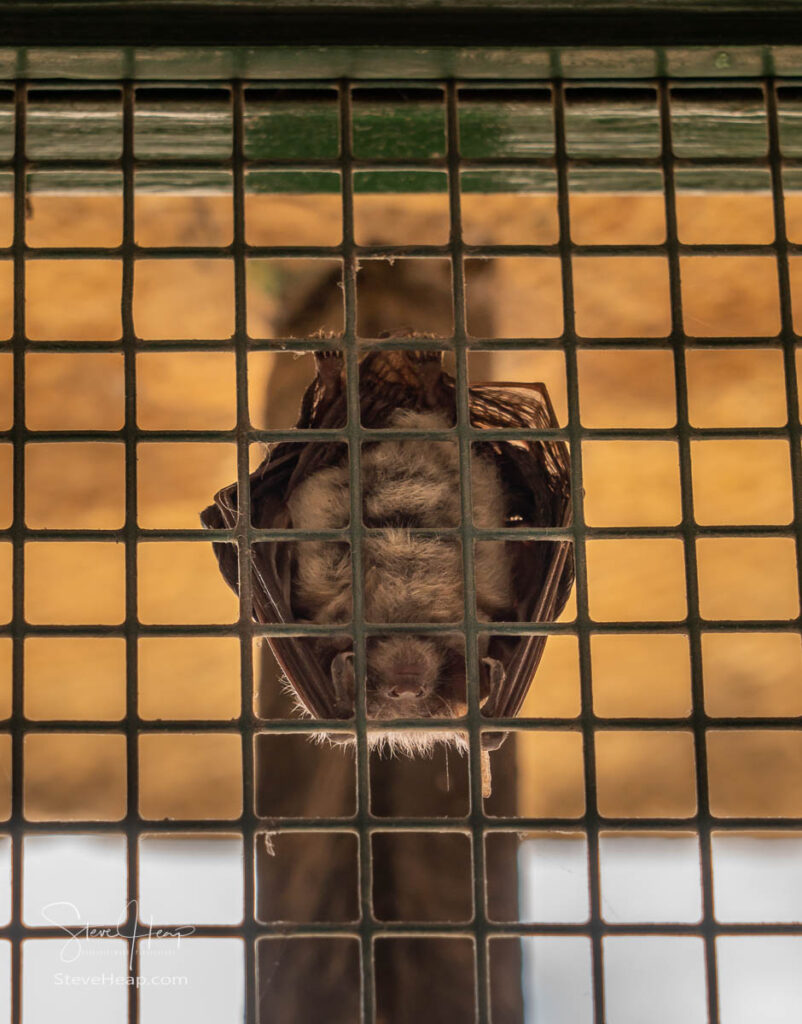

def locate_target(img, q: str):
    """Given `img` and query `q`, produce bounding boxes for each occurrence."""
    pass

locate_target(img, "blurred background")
[1,174,801,1022]
[1,186,800,808]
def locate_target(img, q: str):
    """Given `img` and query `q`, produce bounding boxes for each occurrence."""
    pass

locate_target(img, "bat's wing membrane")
[200,360,350,720]
[468,383,574,743]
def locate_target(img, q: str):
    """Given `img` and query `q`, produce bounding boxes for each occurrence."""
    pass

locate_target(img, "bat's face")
[329,635,503,721]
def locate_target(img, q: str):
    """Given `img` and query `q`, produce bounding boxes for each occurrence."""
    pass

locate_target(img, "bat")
[201,348,574,796]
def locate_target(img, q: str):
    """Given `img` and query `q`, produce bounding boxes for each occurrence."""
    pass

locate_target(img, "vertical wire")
[120,80,141,1016]
[552,82,606,1024]
[10,79,26,1024]
[765,88,802,1024]
[232,79,257,1024]
[445,80,490,1024]
[766,82,802,635]
[657,79,720,1023]
[339,81,376,1024]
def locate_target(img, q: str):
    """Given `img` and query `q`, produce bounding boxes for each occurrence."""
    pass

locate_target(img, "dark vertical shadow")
[255,260,522,1022]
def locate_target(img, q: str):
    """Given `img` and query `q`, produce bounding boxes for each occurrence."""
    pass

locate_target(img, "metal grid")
[0,76,801,1023]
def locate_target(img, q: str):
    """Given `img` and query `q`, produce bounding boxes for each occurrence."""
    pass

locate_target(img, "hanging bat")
[201,348,574,796]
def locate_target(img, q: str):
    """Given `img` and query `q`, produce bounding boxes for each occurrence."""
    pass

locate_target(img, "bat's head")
[329,634,505,728]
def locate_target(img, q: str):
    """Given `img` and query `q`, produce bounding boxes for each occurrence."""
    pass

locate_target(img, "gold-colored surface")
[0,192,797,822]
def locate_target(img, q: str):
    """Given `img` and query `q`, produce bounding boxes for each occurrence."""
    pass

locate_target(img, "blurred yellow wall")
[0,189,799,823]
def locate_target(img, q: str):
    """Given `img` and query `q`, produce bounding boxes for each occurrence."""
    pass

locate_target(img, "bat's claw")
[314,348,343,367]
[409,349,441,364]
[314,349,345,390]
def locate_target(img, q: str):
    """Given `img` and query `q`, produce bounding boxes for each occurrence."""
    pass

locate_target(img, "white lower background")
[0,833,800,1022]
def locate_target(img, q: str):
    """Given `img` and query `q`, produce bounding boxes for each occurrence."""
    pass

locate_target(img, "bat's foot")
[409,348,441,364]
[373,348,444,405]
[414,350,444,406]
[314,349,345,390]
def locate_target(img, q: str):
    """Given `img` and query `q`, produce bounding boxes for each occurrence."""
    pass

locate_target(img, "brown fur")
[286,410,513,747]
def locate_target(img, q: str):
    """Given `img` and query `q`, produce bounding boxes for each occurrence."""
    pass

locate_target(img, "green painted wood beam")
[0,43,800,85]
[5,81,802,194]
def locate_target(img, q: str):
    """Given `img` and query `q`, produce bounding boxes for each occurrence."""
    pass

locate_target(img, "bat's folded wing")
[200,459,340,720]
[468,383,575,747]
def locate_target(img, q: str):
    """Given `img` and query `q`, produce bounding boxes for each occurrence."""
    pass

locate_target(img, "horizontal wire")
[3,425,800,443]
[1,619,799,637]
[5,240,802,259]
[4,715,802,731]
[0,919,800,940]
[3,815,802,832]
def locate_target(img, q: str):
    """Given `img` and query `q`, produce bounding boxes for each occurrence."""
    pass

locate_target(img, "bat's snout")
[387,667,429,700]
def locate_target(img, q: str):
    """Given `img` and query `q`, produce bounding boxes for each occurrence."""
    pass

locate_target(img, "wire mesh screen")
[0,76,801,1023]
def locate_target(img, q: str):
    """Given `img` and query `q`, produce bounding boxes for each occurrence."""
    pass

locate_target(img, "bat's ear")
[481,656,505,703]
[331,651,355,710]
